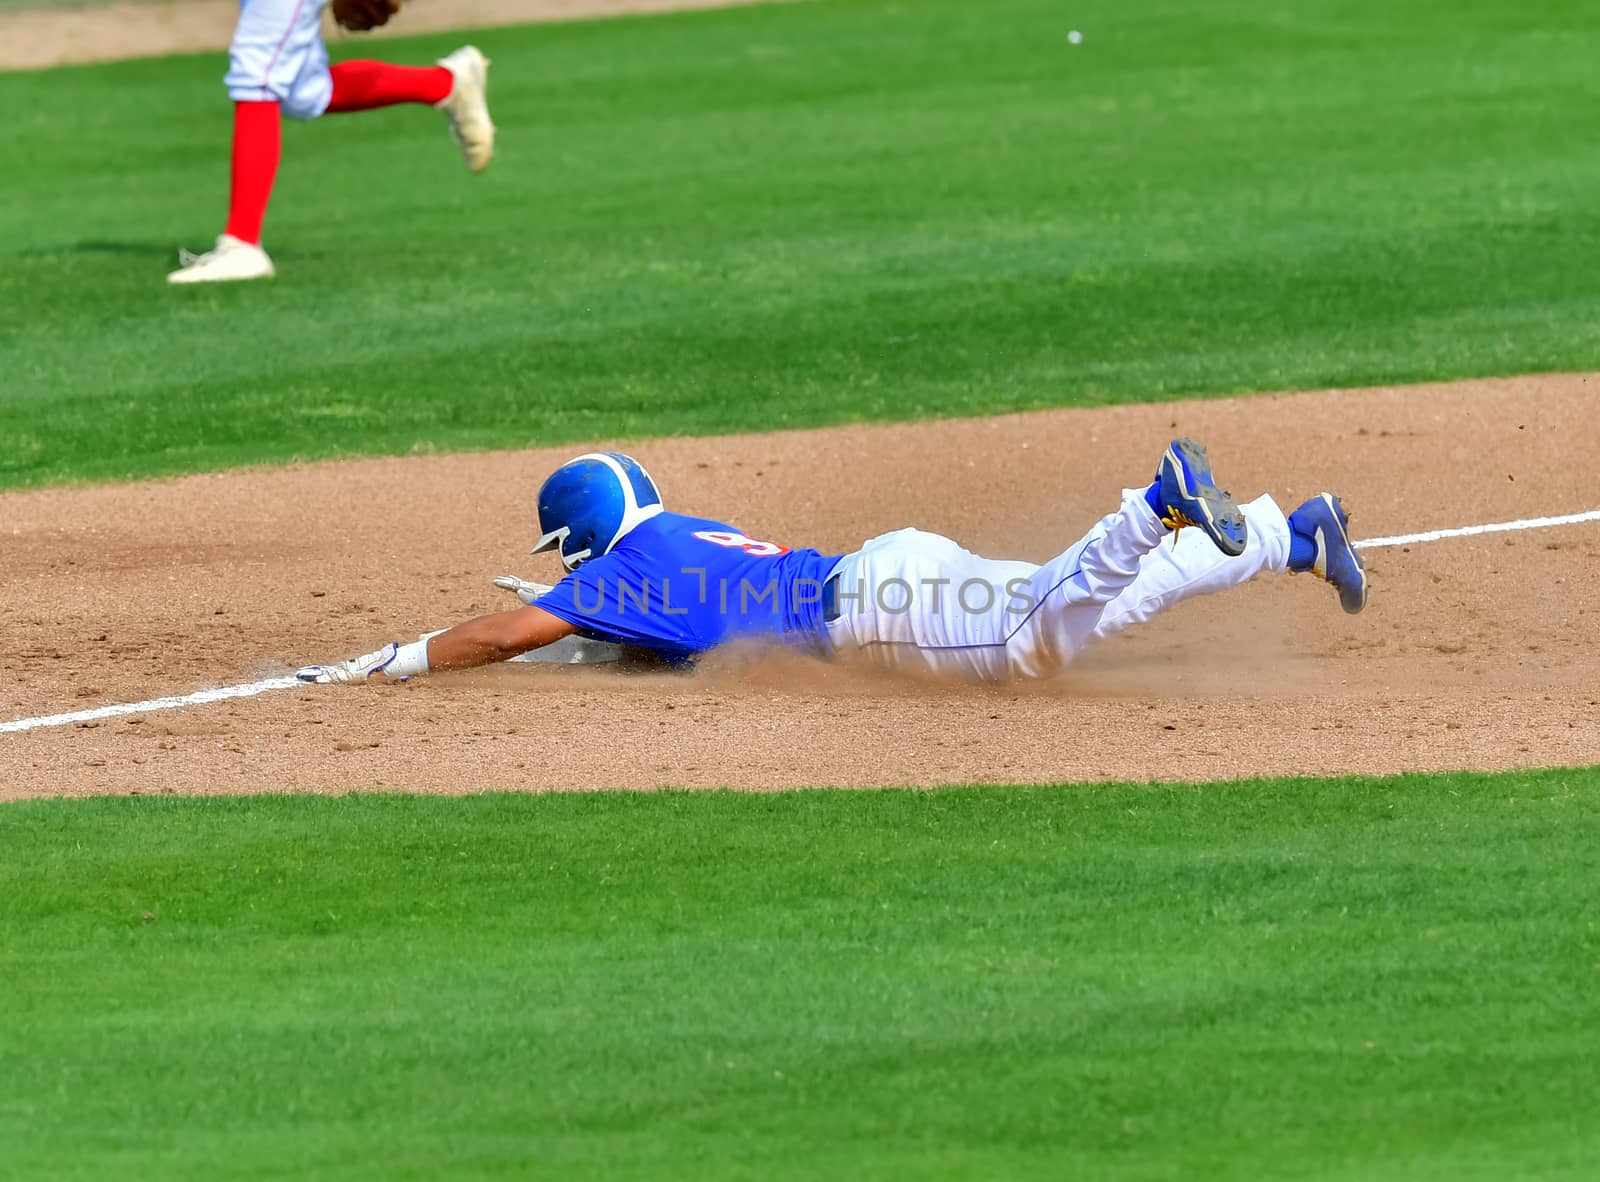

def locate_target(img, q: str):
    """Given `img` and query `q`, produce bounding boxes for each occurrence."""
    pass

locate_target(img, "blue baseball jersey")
[533,511,843,664]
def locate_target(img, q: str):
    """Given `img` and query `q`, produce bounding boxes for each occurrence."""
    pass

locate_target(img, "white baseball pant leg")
[824,491,1291,680]
[225,0,333,120]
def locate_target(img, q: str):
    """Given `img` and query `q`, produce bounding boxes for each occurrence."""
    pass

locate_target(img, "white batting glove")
[493,575,554,605]
[296,642,401,684]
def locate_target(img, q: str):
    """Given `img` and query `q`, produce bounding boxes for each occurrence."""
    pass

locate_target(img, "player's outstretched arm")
[297,605,578,684]
[427,606,579,671]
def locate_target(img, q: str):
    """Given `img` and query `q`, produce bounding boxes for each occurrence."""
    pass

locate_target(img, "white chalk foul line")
[1353,508,1600,550]
[3,507,1598,737]
[0,676,300,735]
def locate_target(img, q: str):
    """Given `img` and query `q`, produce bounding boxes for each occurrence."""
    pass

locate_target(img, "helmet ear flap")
[531,525,593,569]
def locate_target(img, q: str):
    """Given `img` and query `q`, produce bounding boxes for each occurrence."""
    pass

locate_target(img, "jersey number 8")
[692,529,789,557]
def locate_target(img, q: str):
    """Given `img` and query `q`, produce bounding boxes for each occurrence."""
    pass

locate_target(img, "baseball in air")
[1068,30,1083,44]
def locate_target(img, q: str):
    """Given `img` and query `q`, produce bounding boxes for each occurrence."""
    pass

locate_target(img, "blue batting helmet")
[531,452,664,570]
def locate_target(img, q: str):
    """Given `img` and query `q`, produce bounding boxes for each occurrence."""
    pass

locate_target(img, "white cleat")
[167,234,275,285]
[436,45,495,174]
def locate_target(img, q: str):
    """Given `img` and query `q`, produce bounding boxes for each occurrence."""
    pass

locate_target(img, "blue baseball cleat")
[1287,493,1368,614]
[1154,438,1248,557]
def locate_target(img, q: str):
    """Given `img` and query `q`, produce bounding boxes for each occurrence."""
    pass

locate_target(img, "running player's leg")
[223,0,326,248]
[220,99,281,251]
[325,60,452,112]
[324,52,493,172]
[170,0,322,282]
[326,48,494,173]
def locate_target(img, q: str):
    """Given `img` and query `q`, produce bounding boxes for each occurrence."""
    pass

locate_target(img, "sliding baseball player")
[296,440,1367,684]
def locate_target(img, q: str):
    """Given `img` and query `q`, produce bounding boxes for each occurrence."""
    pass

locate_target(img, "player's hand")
[492,575,554,606]
[296,642,402,684]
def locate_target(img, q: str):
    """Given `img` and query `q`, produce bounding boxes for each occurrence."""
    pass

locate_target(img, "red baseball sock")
[223,100,281,247]
[327,60,453,113]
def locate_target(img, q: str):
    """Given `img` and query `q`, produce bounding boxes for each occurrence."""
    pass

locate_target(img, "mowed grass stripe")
[3,768,1598,1180]
[0,0,1598,488]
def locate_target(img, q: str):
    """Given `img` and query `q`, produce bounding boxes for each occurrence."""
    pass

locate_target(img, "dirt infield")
[0,0,787,72]
[4,373,1598,797]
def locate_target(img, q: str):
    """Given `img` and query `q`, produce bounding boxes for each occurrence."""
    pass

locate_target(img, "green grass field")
[5,770,1599,1181]
[2,0,1598,487]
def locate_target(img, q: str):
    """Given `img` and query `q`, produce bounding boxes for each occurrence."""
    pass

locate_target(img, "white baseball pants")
[823,490,1291,680]
[226,0,333,120]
